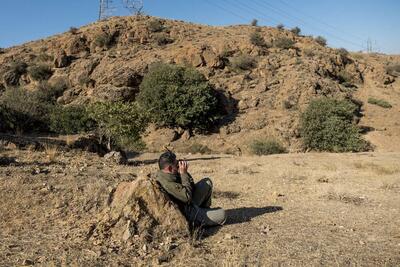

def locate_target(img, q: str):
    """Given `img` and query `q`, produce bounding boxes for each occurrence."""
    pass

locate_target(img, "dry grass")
[354,162,399,175]
[65,135,75,146]
[326,190,366,205]
[44,144,58,163]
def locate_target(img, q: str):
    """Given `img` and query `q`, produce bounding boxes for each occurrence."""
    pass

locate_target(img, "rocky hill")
[0,15,399,153]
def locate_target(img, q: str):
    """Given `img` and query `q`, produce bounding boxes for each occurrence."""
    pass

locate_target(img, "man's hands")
[178,160,188,174]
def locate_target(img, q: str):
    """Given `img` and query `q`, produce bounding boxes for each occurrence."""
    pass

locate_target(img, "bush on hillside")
[147,19,164,32]
[276,24,284,30]
[93,32,113,48]
[28,64,53,81]
[88,101,148,150]
[300,98,369,152]
[0,105,14,132]
[290,26,301,35]
[274,37,295,49]
[251,19,258,26]
[154,33,173,46]
[137,63,220,132]
[337,48,349,57]
[2,61,28,87]
[250,139,286,155]
[50,105,96,134]
[185,143,212,154]
[0,87,52,133]
[250,32,267,47]
[69,27,79,34]
[35,81,67,103]
[231,54,257,71]
[368,97,392,108]
[315,36,327,46]
[385,64,400,77]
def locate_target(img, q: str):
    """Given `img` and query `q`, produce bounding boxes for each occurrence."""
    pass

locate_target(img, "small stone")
[224,233,234,240]
[22,259,34,265]
[359,240,365,245]
[142,244,147,252]
[167,243,178,251]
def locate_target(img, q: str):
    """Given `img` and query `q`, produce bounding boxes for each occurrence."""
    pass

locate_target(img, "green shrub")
[251,19,258,26]
[315,36,327,46]
[250,139,286,155]
[50,105,95,134]
[303,48,315,57]
[154,33,173,46]
[93,32,113,48]
[290,26,301,35]
[337,70,353,84]
[9,61,28,74]
[276,24,284,30]
[231,54,257,71]
[0,105,14,132]
[250,32,266,47]
[28,64,53,81]
[35,81,66,103]
[3,61,28,86]
[337,48,349,57]
[137,63,220,131]
[186,143,212,154]
[0,87,52,133]
[88,101,148,150]
[36,53,53,62]
[69,27,79,34]
[148,19,164,32]
[368,98,392,108]
[300,98,369,152]
[274,37,295,49]
[385,64,400,77]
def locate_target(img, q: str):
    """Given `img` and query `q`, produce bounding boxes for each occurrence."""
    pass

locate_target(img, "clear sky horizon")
[0,0,399,54]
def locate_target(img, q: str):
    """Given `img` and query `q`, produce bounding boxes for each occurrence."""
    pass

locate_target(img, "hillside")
[0,15,399,153]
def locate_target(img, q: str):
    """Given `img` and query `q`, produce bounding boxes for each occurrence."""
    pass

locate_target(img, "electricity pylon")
[123,0,144,15]
[99,0,143,20]
[99,0,115,20]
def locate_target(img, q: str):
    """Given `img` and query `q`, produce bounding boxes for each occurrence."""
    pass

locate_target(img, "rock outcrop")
[88,177,189,250]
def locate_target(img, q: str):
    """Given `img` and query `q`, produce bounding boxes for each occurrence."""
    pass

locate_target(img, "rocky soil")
[0,146,399,266]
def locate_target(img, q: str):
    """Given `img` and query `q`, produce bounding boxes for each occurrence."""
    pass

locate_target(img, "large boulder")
[88,177,189,249]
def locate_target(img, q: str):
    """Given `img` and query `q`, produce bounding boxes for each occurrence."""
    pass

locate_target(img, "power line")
[203,0,249,23]
[224,0,281,25]
[250,0,366,50]
[278,0,366,42]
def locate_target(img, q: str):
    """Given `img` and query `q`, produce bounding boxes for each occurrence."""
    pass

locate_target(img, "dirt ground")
[0,147,399,266]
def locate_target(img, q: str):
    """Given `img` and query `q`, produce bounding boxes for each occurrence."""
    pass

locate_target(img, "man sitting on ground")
[156,150,226,227]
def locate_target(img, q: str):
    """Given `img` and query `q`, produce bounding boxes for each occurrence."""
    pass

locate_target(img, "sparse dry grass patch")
[44,144,58,163]
[326,190,366,205]
[353,162,399,175]
[380,182,399,191]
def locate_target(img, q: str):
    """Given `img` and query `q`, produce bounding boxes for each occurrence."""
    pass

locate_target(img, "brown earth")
[0,146,399,266]
[0,16,399,153]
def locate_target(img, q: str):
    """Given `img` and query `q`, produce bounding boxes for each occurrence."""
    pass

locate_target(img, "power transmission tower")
[99,0,115,20]
[123,0,143,15]
[366,38,373,53]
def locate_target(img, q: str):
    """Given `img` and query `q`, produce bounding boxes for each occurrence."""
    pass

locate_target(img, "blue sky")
[0,0,399,54]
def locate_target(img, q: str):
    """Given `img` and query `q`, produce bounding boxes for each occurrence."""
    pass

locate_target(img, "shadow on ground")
[225,206,283,225]
[202,206,283,238]
[126,156,229,166]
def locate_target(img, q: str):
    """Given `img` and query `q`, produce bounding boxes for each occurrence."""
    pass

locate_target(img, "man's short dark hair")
[158,151,177,170]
